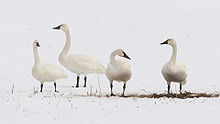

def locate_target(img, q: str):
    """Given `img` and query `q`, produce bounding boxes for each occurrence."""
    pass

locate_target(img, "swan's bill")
[53,25,61,30]
[122,52,131,60]
[160,40,169,45]
[34,40,41,47]
[36,42,41,47]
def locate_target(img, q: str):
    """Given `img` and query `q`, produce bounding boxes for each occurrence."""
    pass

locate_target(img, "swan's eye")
[59,25,63,29]
[36,42,40,47]
[167,39,171,43]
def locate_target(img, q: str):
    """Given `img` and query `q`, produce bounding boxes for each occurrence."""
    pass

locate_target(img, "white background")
[0,0,220,124]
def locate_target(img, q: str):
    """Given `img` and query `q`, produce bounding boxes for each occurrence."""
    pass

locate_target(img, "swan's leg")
[76,76,80,88]
[167,82,171,94]
[84,76,87,87]
[110,80,115,96]
[168,85,170,93]
[40,83,43,92]
[179,83,182,93]
[54,82,58,92]
[122,83,126,97]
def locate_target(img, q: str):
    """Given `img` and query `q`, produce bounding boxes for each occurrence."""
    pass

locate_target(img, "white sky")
[0,0,220,91]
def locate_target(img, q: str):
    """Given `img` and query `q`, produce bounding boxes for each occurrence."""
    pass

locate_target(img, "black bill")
[36,42,40,47]
[160,40,169,45]
[123,52,131,60]
[53,25,61,30]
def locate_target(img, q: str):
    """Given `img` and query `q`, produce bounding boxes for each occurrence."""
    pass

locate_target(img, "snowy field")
[1,0,220,123]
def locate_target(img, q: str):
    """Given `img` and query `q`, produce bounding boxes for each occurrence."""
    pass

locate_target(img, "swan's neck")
[33,47,40,64]
[169,44,177,65]
[60,30,71,59]
[110,52,117,64]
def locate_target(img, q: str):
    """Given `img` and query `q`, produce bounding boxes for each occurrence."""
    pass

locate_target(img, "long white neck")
[59,29,71,59]
[110,51,117,64]
[169,44,177,65]
[33,47,40,64]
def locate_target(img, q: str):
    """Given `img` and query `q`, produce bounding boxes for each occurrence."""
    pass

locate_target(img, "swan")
[53,24,105,88]
[105,49,132,96]
[160,39,187,93]
[32,40,68,92]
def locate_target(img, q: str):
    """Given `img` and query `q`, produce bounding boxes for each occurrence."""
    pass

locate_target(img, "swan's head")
[53,24,69,32]
[33,40,40,48]
[160,38,176,46]
[114,49,131,60]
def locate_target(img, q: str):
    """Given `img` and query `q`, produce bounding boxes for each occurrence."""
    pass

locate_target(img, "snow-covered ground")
[0,0,220,123]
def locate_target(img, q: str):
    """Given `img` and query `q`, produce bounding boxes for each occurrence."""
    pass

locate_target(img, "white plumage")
[53,24,105,88]
[160,39,187,93]
[61,54,105,75]
[105,49,132,96]
[32,40,67,92]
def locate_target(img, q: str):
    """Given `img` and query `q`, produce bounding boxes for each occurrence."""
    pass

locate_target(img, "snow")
[0,0,220,123]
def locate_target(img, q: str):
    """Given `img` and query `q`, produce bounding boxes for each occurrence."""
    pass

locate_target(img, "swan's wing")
[175,62,187,80]
[43,63,63,73]
[176,62,187,72]
[67,54,105,74]
[43,63,67,79]
[106,60,131,82]
[105,63,117,80]
[117,60,131,69]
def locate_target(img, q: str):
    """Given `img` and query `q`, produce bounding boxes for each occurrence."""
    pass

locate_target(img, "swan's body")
[105,49,132,96]
[161,39,187,93]
[162,62,187,83]
[32,40,67,92]
[53,24,105,88]
[106,60,131,82]
[60,54,105,75]
[32,63,67,82]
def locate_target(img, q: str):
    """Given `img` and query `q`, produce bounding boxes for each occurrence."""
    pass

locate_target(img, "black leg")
[122,83,126,96]
[40,84,43,92]
[180,83,182,93]
[110,83,115,96]
[84,76,87,87]
[168,84,170,94]
[54,82,58,92]
[76,76,80,88]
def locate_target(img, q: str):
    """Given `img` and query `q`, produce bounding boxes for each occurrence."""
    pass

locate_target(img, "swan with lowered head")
[105,49,132,96]
[32,40,68,92]
[53,24,105,88]
[160,38,187,93]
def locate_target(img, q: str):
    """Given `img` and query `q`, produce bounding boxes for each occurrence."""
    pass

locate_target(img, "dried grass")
[121,91,219,99]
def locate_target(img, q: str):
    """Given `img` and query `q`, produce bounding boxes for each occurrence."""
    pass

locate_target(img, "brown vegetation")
[121,91,219,99]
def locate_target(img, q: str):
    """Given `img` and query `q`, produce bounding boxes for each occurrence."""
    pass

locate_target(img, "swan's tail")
[63,74,68,79]
[59,74,68,79]
[181,79,187,85]
[92,62,105,74]
[95,66,106,74]
[87,62,106,74]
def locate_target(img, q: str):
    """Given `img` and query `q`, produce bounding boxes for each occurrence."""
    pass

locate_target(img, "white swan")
[53,24,105,88]
[32,40,68,92]
[105,49,132,96]
[160,39,187,93]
